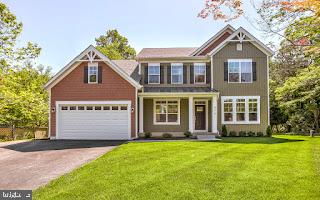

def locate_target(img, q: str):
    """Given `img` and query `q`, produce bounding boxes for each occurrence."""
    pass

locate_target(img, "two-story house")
[44,25,273,140]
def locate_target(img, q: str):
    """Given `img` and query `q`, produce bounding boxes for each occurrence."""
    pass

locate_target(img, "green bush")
[229,131,237,137]
[221,125,228,137]
[247,131,256,137]
[257,132,264,137]
[184,131,192,138]
[266,126,272,137]
[144,132,152,138]
[239,131,247,137]
[162,133,172,138]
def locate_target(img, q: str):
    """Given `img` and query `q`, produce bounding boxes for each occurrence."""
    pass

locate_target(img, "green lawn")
[34,136,320,200]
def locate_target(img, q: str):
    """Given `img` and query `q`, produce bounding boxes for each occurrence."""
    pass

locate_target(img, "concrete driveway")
[0,140,125,190]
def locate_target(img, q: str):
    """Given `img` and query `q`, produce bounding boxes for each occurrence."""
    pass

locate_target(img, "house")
[44,25,273,140]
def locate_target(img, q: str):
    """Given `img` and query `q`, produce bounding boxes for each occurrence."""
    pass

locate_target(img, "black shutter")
[252,62,257,81]
[183,64,187,84]
[160,65,164,84]
[98,66,102,83]
[167,65,171,84]
[190,64,194,84]
[224,62,228,81]
[206,63,211,84]
[84,66,88,83]
[144,65,148,84]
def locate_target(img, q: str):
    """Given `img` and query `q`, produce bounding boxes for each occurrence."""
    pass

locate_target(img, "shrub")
[229,131,237,137]
[257,132,264,137]
[239,131,247,137]
[221,125,228,137]
[184,131,192,138]
[162,133,172,138]
[247,131,256,137]
[144,132,152,138]
[266,126,272,137]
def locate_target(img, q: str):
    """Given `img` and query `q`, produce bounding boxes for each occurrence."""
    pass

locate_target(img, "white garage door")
[57,102,130,140]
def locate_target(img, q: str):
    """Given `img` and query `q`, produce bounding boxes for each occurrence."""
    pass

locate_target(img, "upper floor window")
[148,63,160,84]
[171,63,183,84]
[88,62,98,84]
[221,96,260,124]
[228,59,252,83]
[194,63,206,84]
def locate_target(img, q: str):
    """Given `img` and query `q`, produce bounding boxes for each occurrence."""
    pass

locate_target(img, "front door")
[195,105,206,130]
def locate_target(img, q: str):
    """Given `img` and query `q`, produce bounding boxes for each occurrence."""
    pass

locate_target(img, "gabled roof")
[112,60,138,76]
[209,27,274,56]
[44,45,142,90]
[191,24,235,56]
[137,47,198,59]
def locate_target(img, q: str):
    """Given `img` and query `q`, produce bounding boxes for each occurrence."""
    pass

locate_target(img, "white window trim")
[88,62,98,84]
[221,96,260,124]
[148,63,160,84]
[227,59,253,84]
[171,63,183,84]
[153,99,180,125]
[193,63,206,84]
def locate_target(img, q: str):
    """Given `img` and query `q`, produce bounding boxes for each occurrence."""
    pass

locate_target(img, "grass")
[34,136,320,200]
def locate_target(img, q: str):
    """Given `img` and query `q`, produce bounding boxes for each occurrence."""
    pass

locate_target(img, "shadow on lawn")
[214,137,305,144]
[1,140,126,152]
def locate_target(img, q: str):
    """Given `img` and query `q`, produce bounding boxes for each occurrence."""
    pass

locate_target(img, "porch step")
[196,134,216,141]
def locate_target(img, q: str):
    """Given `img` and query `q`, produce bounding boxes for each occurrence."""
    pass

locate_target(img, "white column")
[188,96,194,133]
[139,97,144,133]
[211,95,218,133]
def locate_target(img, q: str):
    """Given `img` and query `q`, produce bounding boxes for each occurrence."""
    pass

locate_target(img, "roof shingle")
[136,47,198,59]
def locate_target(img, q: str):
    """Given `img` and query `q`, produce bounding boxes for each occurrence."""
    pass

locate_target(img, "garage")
[56,101,131,140]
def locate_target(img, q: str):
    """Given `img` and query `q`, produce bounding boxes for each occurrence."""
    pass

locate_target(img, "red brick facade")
[50,61,136,138]
[199,32,231,56]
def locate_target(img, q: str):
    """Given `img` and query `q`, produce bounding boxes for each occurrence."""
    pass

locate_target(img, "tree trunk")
[314,109,320,133]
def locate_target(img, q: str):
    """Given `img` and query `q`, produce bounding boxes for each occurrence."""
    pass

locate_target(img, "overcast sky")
[3,0,273,72]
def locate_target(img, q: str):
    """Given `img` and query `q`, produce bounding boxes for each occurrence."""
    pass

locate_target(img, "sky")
[3,0,272,73]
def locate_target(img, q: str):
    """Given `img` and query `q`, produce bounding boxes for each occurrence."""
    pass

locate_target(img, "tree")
[276,65,320,133]
[95,29,136,60]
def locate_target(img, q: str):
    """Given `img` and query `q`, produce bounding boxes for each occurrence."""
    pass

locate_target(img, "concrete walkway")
[0,140,124,190]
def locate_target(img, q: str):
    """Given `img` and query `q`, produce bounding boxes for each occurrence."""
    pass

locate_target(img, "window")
[171,63,183,84]
[88,63,98,83]
[112,106,119,110]
[78,106,85,110]
[70,106,77,110]
[61,106,68,110]
[86,106,93,110]
[222,96,260,124]
[95,106,101,110]
[148,63,160,84]
[194,63,206,84]
[103,106,110,110]
[120,106,127,110]
[154,100,180,124]
[228,59,252,83]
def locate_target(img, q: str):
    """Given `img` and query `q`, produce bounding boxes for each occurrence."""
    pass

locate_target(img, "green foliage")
[257,132,264,137]
[144,132,152,138]
[183,131,192,138]
[95,29,136,60]
[162,133,172,138]
[229,131,237,137]
[239,131,246,137]
[221,125,228,137]
[247,131,256,137]
[266,126,272,137]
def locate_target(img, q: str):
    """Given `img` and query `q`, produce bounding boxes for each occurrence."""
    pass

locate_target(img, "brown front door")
[195,105,206,130]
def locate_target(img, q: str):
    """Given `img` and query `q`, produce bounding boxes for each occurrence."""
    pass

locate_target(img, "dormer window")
[88,62,98,84]
[171,63,183,84]
[148,63,160,84]
[194,63,206,84]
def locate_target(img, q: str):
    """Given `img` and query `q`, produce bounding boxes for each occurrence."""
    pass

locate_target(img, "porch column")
[139,97,144,133]
[188,96,194,133]
[211,95,218,133]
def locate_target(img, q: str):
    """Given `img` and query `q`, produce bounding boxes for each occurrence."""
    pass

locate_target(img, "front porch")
[138,93,219,137]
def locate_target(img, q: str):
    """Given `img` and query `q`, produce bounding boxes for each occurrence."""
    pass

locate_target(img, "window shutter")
[98,66,102,83]
[183,64,187,84]
[206,63,211,84]
[252,62,257,81]
[167,65,171,84]
[224,62,228,81]
[144,66,148,84]
[84,66,88,83]
[160,65,164,84]
[190,64,194,84]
